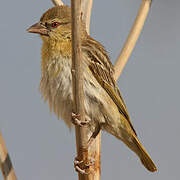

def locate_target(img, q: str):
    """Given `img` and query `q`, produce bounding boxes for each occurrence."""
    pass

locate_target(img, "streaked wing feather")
[82,37,137,135]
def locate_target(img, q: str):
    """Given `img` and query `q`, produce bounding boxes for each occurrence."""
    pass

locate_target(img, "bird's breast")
[40,55,108,129]
[40,56,73,127]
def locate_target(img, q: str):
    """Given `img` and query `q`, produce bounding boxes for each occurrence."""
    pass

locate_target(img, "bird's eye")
[51,22,59,28]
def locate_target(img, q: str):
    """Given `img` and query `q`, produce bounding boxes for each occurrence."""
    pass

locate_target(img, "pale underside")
[40,53,135,140]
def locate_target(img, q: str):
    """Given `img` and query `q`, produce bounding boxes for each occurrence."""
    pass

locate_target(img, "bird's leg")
[74,158,87,175]
[71,113,90,127]
[74,157,95,175]
[88,124,101,147]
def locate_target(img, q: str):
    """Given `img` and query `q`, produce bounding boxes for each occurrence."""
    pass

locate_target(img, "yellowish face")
[27,6,87,57]
[27,6,72,42]
[40,18,71,42]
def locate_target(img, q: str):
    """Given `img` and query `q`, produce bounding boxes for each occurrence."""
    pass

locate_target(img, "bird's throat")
[41,39,72,75]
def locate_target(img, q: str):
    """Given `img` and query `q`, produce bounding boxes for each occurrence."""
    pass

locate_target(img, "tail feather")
[132,136,157,172]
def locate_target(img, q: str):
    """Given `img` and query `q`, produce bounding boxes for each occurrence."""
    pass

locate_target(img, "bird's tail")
[124,135,157,172]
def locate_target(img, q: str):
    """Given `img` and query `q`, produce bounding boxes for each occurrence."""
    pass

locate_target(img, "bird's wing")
[82,37,137,135]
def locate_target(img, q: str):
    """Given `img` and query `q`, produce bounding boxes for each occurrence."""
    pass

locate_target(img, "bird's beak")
[27,22,49,36]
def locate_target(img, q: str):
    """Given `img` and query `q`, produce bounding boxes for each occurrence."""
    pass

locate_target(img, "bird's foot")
[88,125,101,146]
[74,157,95,175]
[71,113,90,127]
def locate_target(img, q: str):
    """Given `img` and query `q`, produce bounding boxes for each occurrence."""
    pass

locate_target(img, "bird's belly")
[40,58,106,129]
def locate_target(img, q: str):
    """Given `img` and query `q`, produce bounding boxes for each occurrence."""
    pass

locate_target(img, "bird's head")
[27,6,73,42]
[28,6,87,57]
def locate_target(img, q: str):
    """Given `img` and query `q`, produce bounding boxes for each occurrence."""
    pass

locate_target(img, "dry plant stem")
[51,0,63,6]
[114,0,152,80]
[88,132,101,180]
[81,0,93,34]
[0,131,17,180]
[71,0,90,179]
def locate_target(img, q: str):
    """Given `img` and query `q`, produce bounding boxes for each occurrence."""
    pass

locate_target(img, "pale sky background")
[0,0,180,179]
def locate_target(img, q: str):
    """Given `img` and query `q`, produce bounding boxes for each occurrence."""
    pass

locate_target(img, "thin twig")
[51,0,63,6]
[0,131,17,180]
[71,0,91,179]
[114,0,152,80]
[81,0,93,34]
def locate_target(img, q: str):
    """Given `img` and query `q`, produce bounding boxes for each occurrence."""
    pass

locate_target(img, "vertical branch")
[71,0,90,180]
[0,131,17,180]
[81,0,93,34]
[114,0,152,80]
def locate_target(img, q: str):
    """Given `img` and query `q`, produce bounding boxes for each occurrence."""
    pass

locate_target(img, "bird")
[27,5,157,172]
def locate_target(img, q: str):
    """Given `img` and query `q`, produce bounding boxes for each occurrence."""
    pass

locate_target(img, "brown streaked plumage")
[27,5,157,172]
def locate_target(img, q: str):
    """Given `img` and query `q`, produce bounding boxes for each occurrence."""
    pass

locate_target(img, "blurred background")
[0,0,179,179]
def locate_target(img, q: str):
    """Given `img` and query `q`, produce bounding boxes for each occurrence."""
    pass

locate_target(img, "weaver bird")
[27,5,157,172]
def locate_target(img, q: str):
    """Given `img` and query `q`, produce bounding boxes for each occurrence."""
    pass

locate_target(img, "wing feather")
[82,37,137,135]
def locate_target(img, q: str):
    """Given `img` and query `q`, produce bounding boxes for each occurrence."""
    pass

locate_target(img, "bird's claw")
[71,113,90,127]
[74,157,95,175]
